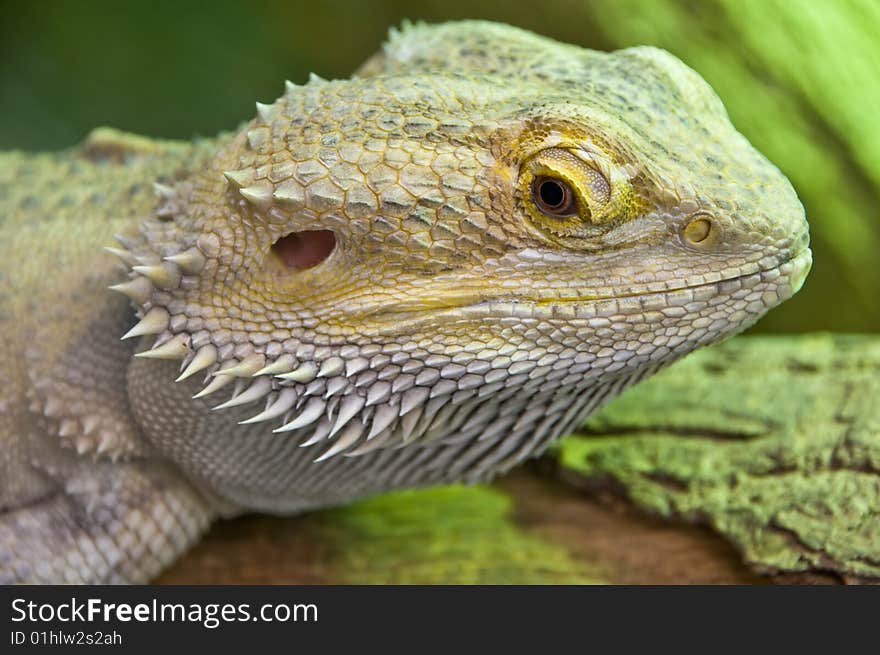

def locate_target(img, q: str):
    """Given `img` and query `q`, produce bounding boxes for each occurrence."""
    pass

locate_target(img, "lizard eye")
[518,148,608,237]
[532,176,577,217]
[518,145,641,243]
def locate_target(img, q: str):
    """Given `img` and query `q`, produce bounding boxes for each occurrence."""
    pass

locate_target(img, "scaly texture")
[0,21,810,582]
[557,334,880,583]
[578,0,880,330]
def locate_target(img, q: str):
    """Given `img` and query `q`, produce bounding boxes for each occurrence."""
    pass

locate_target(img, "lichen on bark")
[317,485,604,584]
[556,334,880,582]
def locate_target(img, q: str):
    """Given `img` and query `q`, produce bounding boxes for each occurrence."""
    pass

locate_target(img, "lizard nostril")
[682,214,715,246]
[271,230,336,271]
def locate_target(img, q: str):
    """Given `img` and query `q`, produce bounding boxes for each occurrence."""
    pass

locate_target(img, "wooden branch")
[556,334,880,583]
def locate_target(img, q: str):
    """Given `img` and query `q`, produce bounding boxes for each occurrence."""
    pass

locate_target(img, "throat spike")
[192,374,234,400]
[164,247,205,275]
[253,354,296,377]
[277,362,318,383]
[176,345,218,382]
[213,354,265,378]
[103,246,137,265]
[212,377,273,411]
[273,397,325,433]
[239,388,299,425]
[121,307,169,340]
[131,263,181,290]
[313,422,364,463]
[134,334,190,360]
[108,277,153,305]
[328,395,366,437]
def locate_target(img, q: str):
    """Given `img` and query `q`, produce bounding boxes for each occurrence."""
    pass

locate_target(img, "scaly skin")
[0,21,810,583]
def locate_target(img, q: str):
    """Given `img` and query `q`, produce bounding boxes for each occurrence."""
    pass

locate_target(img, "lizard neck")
[126,353,657,512]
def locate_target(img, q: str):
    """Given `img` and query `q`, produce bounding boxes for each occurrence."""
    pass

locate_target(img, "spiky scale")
[131,263,181,290]
[322,378,346,400]
[277,362,318,383]
[121,307,169,340]
[192,374,234,400]
[253,354,296,377]
[345,427,395,457]
[415,395,449,435]
[176,345,218,382]
[255,102,274,123]
[246,128,269,150]
[43,397,63,418]
[108,277,153,305]
[400,387,430,416]
[80,415,100,436]
[212,377,273,411]
[164,248,205,275]
[134,334,190,360]
[314,422,365,463]
[429,379,458,399]
[95,432,118,456]
[400,407,423,444]
[113,233,136,250]
[273,397,325,433]
[415,368,441,386]
[223,168,254,188]
[477,418,514,444]
[58,419,78,438]
[239,182,273,210]
[103,246,137,265]
[365,381,391,407]
[367,404,398,440]
[329,395,366,437]
[239,388,298,425]
[391,374,415,394]
[299,419,333,447]
[345,357,370,377]
[303,379,326,397]
[354,370,378,389]
[214,354,265,378]
[317,357,345,378]
[272,180,304,207]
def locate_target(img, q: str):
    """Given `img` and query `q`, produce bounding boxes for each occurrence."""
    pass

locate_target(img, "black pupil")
[538,179,567,210]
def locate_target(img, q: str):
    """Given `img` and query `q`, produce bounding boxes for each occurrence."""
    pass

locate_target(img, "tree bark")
[556,334,880,584]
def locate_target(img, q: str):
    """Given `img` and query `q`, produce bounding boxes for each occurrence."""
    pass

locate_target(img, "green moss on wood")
[557,334,880,582]
[315,485,604,584]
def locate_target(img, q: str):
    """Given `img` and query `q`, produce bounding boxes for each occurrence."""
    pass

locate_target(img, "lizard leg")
[2,266,217,583]
[0,450,216,584]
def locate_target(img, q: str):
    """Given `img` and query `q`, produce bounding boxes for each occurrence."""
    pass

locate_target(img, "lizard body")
[0,21,810,582]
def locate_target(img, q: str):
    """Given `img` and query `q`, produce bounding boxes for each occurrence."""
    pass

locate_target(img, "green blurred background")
[2,0,877,333]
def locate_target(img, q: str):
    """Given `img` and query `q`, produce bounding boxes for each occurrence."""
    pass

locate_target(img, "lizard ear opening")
[271,230,336,271]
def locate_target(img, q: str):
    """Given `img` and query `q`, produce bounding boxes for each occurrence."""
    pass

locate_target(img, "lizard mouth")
[367,247,812,331]
[530,247,813,306]
[784,247,812,296]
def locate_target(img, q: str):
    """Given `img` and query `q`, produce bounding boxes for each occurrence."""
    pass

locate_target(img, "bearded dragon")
[0,20,811,583]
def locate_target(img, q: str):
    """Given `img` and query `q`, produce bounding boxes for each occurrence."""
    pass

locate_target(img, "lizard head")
[115,22,810,473]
